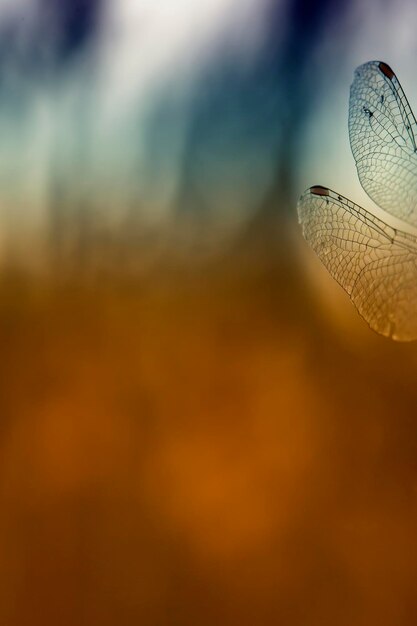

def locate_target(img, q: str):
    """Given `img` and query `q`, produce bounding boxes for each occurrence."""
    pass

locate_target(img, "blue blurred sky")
[0,0,416,250]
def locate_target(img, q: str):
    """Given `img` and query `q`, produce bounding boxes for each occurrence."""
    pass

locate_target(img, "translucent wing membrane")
[297,186,417,341]
[349,61,417,227]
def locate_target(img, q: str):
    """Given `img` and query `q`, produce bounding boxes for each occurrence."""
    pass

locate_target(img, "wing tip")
[297,185,330,226]
[353,60,395,81]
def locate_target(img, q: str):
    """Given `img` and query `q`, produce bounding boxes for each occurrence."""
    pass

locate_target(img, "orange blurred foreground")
[0,244,416,626]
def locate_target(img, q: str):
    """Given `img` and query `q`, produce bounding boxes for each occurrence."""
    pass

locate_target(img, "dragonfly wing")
[297,186,417,341]
[349,61,417,227]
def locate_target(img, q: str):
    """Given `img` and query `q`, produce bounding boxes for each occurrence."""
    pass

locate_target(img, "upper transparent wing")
[297,185,417,341]
[349,60,417,227]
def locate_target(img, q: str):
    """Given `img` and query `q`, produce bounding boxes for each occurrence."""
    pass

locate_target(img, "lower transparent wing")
[297,185,417,341]
[349,61,417,227]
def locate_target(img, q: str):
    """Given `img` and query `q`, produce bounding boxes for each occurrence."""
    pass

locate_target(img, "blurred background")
[1,0,417,624]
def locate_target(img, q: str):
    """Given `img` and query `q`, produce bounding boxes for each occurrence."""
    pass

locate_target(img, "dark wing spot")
[310,185,330,196]
[363,107,373,118]
[379,61,395,80]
